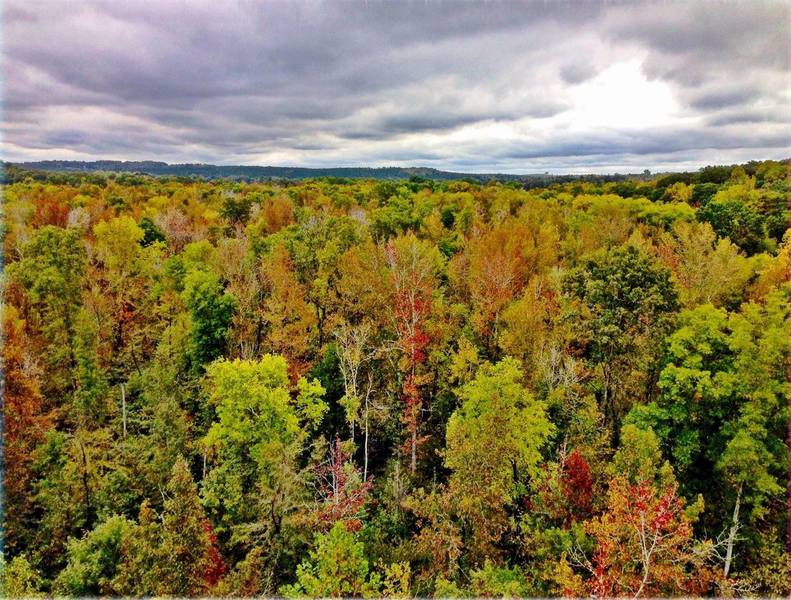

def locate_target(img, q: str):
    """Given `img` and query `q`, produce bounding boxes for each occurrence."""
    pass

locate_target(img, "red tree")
[561,450,593,519]
[32,195,70,228]
[202,521,227,587]
[566,477,717,597]
[386,237,435,473]
[314,437,373,531]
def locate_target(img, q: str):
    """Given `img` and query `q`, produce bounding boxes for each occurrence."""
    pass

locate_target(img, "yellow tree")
[450,223,532,352]
[657,220,753,308]
[261,244,317,375]
[92,215,161,378]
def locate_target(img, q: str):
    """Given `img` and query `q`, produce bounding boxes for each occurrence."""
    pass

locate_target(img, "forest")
[1,159,788,597]
[3,160,649,186]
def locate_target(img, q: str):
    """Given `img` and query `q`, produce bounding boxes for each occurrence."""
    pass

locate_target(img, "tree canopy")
[2,159,788,597]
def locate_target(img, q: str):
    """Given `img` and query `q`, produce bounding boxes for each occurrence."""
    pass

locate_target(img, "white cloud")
[565,60,681,130]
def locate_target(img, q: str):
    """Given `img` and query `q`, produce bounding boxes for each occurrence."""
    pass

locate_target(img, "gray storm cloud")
[2,0,788,172]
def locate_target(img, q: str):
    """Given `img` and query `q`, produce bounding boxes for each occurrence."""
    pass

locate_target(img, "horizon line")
[6,156,787,178]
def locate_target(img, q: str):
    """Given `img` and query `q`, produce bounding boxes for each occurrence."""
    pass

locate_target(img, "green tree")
[698,185,767,254]
[563,244,678,432]
[626,291,788,578]
[0,555,43,598]
[139,214,166,246]
[469,560,527,598]
[157,457,216,596]
[445,358,552,561]
[111,459,218,596]
[280,522,381,598]
[182,268,235,368]
[71,308,109,426]
[30,427,118,574]
[111,501,161,595]
[201,356,326,586]
[8,225,86,396]
[612,424,676,488]
[54,515,135,596]
[213,547,267,596]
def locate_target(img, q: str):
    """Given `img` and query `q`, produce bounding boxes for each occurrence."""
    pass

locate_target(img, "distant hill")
[4,160,646,183]
[9,158,784,186]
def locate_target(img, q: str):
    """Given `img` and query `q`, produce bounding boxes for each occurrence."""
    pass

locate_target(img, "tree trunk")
[723,483,742,578]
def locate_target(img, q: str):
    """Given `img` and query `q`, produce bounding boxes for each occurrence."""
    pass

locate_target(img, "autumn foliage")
[1,161,787,597]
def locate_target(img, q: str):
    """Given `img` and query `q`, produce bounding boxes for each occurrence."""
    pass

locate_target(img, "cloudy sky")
[2,1,788,173]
